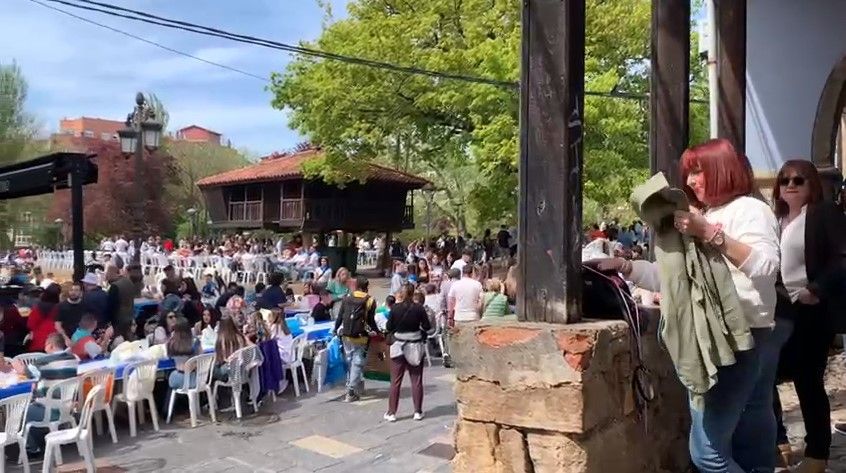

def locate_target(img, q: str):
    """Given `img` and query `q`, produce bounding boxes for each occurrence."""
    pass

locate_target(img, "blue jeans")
[168,371,197,390]
[342,338,369,393]
[689,328,779,473]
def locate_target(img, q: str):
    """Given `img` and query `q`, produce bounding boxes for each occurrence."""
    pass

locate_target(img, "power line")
[33,0,708,104]
[27,0,269,82]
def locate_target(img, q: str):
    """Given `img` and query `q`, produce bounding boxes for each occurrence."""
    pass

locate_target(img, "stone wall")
[450,312,690,473]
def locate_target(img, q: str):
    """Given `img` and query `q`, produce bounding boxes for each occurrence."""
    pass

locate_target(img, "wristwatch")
[706,224,726,248]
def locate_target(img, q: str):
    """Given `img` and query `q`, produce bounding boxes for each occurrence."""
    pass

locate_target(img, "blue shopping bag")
[325,336,347,386]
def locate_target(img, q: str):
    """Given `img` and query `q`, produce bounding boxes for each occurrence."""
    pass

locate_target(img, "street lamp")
[118,92,163,263]
[186,207,197,237]
[54,218,63,249]
[421,183,436,243]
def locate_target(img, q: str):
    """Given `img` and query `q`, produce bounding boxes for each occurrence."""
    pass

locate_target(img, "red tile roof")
[196,148,430,188]
[177,125,221,136]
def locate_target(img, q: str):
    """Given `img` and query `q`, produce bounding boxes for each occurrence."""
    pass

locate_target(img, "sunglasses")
[778,176,806,187]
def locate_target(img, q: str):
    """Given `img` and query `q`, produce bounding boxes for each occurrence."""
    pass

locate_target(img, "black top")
[386,302,431,335]
[497,229,511,248]
[57,300,85,336]
[258,285,285,310]
[83,288,108,326]
[800,201,846,331]
[311,302,331,322]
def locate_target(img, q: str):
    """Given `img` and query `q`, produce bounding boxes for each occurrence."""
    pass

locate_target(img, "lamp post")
[421,183,436,244]
[118,92,162,264]
[186,207,197,238]
[53,218,63,250]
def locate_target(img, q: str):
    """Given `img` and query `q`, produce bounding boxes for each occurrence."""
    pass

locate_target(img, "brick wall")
[450,314,691,473]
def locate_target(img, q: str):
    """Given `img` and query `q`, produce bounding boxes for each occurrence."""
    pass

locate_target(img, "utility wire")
[35,0,707,103]
[28,0,269,82]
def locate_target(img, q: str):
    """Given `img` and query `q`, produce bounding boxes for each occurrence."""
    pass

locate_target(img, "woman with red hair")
[770,160,846,472]
[600,139,781,472]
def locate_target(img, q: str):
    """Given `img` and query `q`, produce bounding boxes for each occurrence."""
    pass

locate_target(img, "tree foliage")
[0,61,36,165]
[164,139,251,213]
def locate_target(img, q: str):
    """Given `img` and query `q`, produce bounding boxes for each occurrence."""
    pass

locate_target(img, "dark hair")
[425,283,437,295]
[462,249,474,258]
[165,319,195,357]
[181,277,200,300]
[680,138,753,208]
[161,279,180,297]
[772,159,824,218]
[227,282,239,291]
[461,264,474,276]
[448,268,461,280]
[254,282,266,293]
[126,263,142,273]
[80,313,98,327]
[385,295,396,306]
[163,265,175,273]
[41,283,61,304]
[200,307,220,331]
[399,283,415,302]
[235,286,246,297]
[356,276,369,292]
[269,272,284,287]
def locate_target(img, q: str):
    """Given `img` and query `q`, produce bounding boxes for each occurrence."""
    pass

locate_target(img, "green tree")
[271,0,705,230]
[0,61,36,164]
[164,139,250,214]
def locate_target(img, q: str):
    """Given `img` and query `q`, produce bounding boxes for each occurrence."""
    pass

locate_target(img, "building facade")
[58,117,124,142]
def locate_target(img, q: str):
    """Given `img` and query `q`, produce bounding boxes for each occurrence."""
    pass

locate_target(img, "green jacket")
[629,173,753,407]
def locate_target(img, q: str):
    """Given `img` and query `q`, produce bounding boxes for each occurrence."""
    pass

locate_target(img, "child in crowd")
[267,309,294,365]
[70,313,114,360]
[244,311,269,343]
[214,316,249,382]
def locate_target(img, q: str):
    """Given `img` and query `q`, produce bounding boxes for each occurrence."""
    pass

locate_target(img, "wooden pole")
[649,0,691,185]
[715,0,747,153]
[517,0,586,324]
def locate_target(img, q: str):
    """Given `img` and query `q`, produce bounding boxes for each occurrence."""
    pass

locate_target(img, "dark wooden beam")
[517,0,585,324]
[649,0,691,186]
[716,0,747,153]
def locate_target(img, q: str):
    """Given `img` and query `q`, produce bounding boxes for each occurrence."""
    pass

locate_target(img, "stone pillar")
[451,313,690,473]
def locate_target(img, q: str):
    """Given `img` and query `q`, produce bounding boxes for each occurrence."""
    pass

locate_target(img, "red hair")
[771,159,824,218]
[680,139,753,207]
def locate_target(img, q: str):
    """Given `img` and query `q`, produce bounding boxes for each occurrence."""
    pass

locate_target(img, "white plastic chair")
[23,376,80,466]
[112,359,160,437]
[312,348,328,393]
[166,353,217,427]
[78,368,117,444]
[0,392,31,473]
[212,345,263,419]
[41,385,102,473]
[286,335,309,397]
[13,353,46,369]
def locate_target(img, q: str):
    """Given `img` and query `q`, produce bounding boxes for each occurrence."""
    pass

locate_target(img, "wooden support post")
[715,0,747,153]
[71,158,85,282]
[517,0,585,324]
[649,0,691,185]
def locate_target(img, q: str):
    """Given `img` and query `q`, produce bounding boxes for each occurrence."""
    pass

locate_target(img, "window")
[14,234,32,247]
[101,132,112,141]
[19,211,33,223]
[83,130,94,138]
[227,185,262,221]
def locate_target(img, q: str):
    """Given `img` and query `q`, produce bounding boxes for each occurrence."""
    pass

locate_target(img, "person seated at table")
[244,311,269,344]
[152,311,180,345]
[313,256,333,285]
[193,306,219,338]
[110,318,138,349]
[200,272,220,306]
[12,332,79,457]
[27,283,61,352]
[0,292,28,358]
[310,290,333,323]
[166,319,201,390]
[245,282,265,307]
[70,313,114,360]
[214,316,249,382]
[301,282,320,310]
[267,309,293,365]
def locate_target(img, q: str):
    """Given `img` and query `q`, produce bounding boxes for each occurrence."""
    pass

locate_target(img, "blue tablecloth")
[288,320,334,341]
[134,298,159,317]
[0,380,35,400]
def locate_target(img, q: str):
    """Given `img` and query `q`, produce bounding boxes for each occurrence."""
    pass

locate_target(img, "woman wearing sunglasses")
[770,160,846,473]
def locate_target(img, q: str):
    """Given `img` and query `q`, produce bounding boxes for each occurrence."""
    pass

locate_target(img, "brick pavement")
[25,367,457,473]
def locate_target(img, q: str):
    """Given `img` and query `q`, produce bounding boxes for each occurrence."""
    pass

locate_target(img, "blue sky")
[3,0,348,156]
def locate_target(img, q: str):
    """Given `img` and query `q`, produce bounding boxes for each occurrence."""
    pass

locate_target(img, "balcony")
[228,201,262,222]
[275,198,414,231]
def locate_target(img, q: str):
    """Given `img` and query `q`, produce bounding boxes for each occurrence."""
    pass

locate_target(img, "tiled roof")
[196,149,430,188]
[178,125,221,136]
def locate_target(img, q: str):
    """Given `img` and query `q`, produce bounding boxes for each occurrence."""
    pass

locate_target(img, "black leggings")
[773,302,834,460]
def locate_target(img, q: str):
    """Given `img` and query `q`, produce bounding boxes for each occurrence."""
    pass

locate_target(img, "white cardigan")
[630,196,780,328]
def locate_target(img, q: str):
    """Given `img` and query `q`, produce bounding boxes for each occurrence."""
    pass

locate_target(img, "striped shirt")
[27,350,79,398]
[481,292,509,318]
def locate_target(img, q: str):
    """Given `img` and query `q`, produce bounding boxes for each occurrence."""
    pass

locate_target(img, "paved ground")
[13,366,457,473]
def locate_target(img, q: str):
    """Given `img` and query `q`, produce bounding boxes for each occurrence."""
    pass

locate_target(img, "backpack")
[338,295,372,337]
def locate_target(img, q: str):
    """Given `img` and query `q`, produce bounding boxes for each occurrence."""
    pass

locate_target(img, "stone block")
[496,428,532,473]
[452,420,498,472]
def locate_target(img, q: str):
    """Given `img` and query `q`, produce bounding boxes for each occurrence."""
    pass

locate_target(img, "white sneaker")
[413,412,424,421]
[383,413,397,422]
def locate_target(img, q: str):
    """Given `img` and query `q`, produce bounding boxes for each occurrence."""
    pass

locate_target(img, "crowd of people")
[594,138,846,473]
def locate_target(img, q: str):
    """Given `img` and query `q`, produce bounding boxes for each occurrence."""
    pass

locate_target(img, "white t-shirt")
[114,238,129,253]
[451,259,468,272]
[102,241,115,252]
[448,277,483,322]
[780,206,808,302]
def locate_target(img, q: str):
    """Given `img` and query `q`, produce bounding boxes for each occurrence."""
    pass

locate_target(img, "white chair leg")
[49,425,62,466]
[188,393,198,428]
[137,400,146,425]
[105,405,118,443]
[166,390,176,424]
[18,438,30,473]
[292,369,301,397]
[206,387,217,423]
[147,397,160,432]
[41,443,53,473]
[94,410,103,436]
[301,364,310,392]
[128,401,138,438]
[82,438,95,473]
[233,391,242,419]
